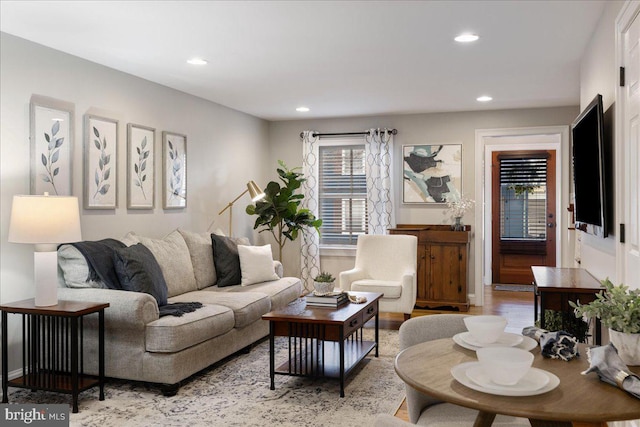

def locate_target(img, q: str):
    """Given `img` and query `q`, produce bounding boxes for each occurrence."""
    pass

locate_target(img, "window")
[499,157,547,241]
[318,144,368,245]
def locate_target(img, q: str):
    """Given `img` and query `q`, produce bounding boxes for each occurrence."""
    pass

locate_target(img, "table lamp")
[8,193,82,306]
[218,180,265,236]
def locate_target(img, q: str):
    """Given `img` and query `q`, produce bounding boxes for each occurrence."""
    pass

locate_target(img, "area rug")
[494,284,534,292]
[7,328,404,427]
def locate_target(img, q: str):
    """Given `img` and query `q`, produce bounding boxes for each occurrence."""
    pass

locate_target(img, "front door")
[491,150,556,284]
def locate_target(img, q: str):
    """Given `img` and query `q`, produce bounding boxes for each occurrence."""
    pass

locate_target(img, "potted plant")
[313,271,336,294]
[246,160,322,261]
[570,279,640,365]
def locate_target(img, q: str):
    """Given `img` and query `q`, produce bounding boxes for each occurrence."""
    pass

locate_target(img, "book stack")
[305,292,349,308]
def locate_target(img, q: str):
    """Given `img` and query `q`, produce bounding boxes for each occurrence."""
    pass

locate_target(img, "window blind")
[499,157,547,240]
[318,145,368,245]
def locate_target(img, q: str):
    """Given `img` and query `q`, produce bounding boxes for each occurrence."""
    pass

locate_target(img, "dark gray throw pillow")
[211,234,242,287]
[113,243,168,306]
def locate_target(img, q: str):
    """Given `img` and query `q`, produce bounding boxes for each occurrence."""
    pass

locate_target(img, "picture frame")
[127,123,155,209]
[84,114,118,209]
[402,144,462,204]
[30,95,75,196]
[162,131,187,209]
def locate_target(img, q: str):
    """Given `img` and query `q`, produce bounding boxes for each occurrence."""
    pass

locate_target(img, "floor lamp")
[218,180,265,236]
[8,194,82,306]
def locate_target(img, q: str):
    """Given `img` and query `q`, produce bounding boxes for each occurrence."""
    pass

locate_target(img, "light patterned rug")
[7,328,404,427]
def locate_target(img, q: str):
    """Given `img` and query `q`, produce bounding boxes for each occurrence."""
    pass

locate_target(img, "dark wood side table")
[1,299,109,413]
[262,291,381,397]
[531,266,603,344]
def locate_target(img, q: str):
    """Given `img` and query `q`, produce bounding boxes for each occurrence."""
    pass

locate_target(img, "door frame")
[474,126,571,306]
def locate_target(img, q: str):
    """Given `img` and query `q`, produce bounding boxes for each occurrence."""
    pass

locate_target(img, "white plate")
[459,331,523,348]
[465,365,549,392]
[451,362,560,396]
[453,333,537,352]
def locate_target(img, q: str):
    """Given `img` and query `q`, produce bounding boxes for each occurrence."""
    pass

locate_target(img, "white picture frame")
[127,123,155,209]
[162,131,187,209]
[84,114,118,209]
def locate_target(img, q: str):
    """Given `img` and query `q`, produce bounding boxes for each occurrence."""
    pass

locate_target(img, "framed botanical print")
[162,131,187,209]
[30,95,74,196]
[402,144,462,203]
[84,115,118,209]
[127,123,155,209]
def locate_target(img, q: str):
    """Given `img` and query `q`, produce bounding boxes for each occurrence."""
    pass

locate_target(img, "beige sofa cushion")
[212,277,302,310]
[136,230,198,297]
[145,304,235,353]
[169,290,270,328]
[178,229,216,289]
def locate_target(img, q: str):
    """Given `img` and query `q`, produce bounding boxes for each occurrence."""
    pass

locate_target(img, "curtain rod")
[299,128,397,139]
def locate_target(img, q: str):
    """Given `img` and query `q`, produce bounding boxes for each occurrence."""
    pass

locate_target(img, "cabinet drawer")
[344,312,364,337]
[362,301,378,323]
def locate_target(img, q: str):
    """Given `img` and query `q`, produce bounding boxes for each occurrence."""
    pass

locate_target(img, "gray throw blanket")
[69,240,202,317]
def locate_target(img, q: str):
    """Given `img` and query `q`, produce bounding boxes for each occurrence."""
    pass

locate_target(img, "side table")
[1,299,109,413]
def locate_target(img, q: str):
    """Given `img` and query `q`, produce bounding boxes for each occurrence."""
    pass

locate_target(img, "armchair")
[340,234,417,320]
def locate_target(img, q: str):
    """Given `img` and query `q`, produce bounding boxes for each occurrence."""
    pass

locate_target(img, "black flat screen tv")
[571,94,609,238]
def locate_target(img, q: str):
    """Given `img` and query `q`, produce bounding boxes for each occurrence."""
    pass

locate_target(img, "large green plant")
[570,279,640,334]
[246,161,322,261]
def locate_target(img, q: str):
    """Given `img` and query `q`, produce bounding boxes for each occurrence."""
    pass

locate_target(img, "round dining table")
[394,338,640,427]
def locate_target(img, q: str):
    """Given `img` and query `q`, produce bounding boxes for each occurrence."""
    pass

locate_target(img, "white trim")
[615,1,640,285]
[320,245,357,257]
[474,126,571,306]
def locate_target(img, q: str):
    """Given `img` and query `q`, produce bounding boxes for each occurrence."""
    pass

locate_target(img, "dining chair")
[398,314,530,426]
[339,234,417,320]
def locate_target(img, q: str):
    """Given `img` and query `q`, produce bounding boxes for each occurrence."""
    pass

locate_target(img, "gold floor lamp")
[218,180,265,236]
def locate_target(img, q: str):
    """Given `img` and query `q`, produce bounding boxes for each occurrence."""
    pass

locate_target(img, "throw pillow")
[238,244,279,286]
[113,243,168,306]
[178,229,217,289]
[136,230,198,297]
[211,234,243,287]
[58,244,103,289]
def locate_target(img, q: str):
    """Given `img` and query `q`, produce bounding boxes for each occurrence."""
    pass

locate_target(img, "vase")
[608,328,640,366]
[451,217,464,231]
[313,281,335,295]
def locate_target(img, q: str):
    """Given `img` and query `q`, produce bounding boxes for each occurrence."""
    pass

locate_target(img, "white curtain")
[300,131,321,293]
[365,128,395,234]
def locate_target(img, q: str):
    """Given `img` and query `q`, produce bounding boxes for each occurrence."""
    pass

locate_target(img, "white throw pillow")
[238,244,279,286]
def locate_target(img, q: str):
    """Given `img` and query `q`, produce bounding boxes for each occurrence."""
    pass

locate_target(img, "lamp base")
[34,251,58,306]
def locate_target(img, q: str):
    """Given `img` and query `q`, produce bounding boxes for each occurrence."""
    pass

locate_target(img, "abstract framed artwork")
[162,131,187,209]
[84,114,118,209]
[30,95,75,196]
[402,144,462,204]
[127,123,155,209]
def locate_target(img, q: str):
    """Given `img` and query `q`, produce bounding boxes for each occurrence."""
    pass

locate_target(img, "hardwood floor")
[374,285,535,423]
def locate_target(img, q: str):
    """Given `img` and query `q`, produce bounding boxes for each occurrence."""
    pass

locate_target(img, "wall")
[269,106,579,293]
[0,33,269,372]
[577,0,624,282]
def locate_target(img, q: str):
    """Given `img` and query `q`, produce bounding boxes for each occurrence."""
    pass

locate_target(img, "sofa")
[56,228,302,395]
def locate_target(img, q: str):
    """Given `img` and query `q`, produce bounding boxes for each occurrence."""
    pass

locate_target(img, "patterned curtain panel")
[300,131,321,292]
[365,128,395,234]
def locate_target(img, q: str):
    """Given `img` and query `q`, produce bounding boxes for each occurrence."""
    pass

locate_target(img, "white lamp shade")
[9,195,82,244]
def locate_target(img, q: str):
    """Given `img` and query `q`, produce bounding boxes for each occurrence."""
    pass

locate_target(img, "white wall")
[0,33,269,372]
[577,0,624,282]
[269,107,579,286]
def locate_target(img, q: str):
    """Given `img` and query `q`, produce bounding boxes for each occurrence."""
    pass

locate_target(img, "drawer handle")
[367,306,375,314]
[349,319,359,327]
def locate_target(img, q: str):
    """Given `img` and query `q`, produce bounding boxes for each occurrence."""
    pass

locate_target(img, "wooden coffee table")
[262,291,382,397]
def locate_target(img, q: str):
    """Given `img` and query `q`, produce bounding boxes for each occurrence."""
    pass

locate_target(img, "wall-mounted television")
[571,94,612,238]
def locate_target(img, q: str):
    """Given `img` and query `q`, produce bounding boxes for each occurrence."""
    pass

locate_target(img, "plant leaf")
[134,180,141,187]
[169,151,174,160]
[102,136,107,150]
[52,120,60,135]
[53,167,59,176]
[134,164,139,174]
[94,139,101,150]
[104,154,111,165]
[136,147,141,155]
[40,173,50,182]
[99,184,110,195]
[51,150,60,163]
[168,140,174,150]
[95,170,100,186]
[55,137,64,148]
[104,168,111,180]
[99,158,104,170]
[41,153,47,166]
[140,160,146,171]
[93,126,100,138]
[141,136,147,149]
[142,174,146,182]
[44,133,50,143]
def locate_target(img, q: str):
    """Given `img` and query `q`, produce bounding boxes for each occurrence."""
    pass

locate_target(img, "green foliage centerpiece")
[313,271,336,294]
[246,161,322,261]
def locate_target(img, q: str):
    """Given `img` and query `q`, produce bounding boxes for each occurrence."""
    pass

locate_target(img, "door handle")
[547,223,555,228]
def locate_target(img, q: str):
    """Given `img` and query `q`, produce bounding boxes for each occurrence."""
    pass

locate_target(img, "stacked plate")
[452,331,538,351]
[451,362,560,396]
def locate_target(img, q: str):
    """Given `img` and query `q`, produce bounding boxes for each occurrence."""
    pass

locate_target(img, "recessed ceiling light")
[187,58,208,65]
[477,95,493,102]
[455,33,479,43]
[296,107,310,112]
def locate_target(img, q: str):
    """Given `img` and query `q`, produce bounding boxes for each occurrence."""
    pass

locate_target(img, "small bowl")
[463,315,507,344]
[313,281,335,294]
[476,347,534,386]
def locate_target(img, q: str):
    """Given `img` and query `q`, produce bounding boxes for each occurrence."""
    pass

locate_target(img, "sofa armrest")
[58,287,159,329]
[273,260,284,278]
[339,268,366,291]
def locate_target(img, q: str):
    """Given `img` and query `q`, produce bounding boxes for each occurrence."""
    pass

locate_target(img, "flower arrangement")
[446,197,475,218]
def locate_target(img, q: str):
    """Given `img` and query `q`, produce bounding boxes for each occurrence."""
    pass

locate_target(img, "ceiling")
[0,1,606,121]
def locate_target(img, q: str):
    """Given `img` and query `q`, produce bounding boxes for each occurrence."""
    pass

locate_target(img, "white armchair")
[339,234,417,320]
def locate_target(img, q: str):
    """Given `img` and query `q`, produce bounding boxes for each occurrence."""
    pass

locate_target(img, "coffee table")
[262,291,382,397]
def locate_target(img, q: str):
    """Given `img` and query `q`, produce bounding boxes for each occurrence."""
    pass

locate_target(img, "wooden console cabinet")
[389,224,470,311]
